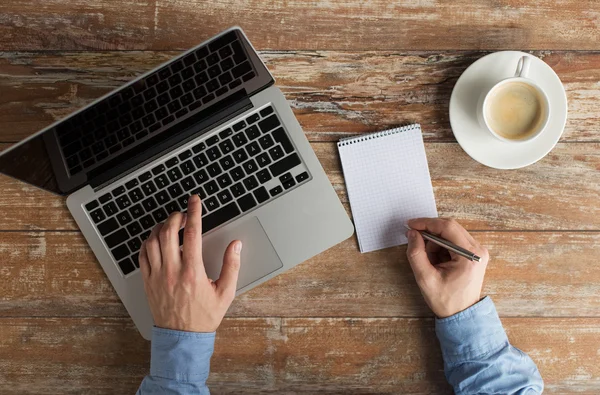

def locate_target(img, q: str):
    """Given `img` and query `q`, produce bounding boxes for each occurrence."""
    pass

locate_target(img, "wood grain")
[1,317,598,394]
[2,231,600,318]
[1,50,598,143]
[1,1,599,51]
[2,142,599,231]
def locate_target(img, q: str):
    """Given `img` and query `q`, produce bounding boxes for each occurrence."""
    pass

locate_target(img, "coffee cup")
[477,56,551,143]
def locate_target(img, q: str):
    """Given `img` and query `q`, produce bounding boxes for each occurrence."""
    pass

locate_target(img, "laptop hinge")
[88,89,252,191]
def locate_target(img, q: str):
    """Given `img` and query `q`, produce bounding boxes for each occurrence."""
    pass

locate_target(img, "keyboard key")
[232,132,248,147]
[142,197,158,212]
[139,171,152,182]
[117,258,135,275]
[165,201,180,214]
[103,201,119,216]
[205,196,220,211]
[152,207,168,223]
[209,31,237,52]
[112,244,130,261]
[206,53,220,66]
[99,193,112,204]
[229,79,242,89]
[204,180,218,195]
[139,215,155,230]
[193,169,209,185]
[219,45,233,58]
[166,157,179,168]
[192,142,206,153]
[155,190,170,205]
[129,204,144,219]
[98,217,119,236]
[242,175,258,191]
[259,114,281,134]
[126,222,142,237]
[152,164,165,175]
[131,253,140,268]
[167,167,183,182]
[105,228,129,248]
[242,159,258,174]
[230,166,245,181]
[232,61,252,79]
[192,186,206,199]
[256,152,271,167]
[246,113,260,124]
[206,147,221,161]
[125,179,139,189]
[296,172,309,183]
[269,185,283,197]
[141,181,157,196]
[245,125,260,140]
[127,237,142,253]
[233,120,246,132]
[181,93,194,106]
[116,195,132,210]
[219,155,235,170]
[180,160,195,175]
[195,46,209,60]
[112,186,126,197]
[208,65,221,79]
[180,176,196,191]
[256,169,272,184]
[162,115,175,126]
[272,127,295,154]
[237,193,257,212]
[168,100,182,114]
[117,211,133,226]
[258,135,275,150]
[269,153,301,177]
[193,153,208,168]
[203,202,241,233]
[155,174,169,189]
[217,189,233,204]
[207,163,222,177]
[221,57,234,71]
[202,93,215,104]
[253,186,269,203]
[260,106,274,117]
[231,182,245,198]
[178,195,190,209]
[232,148,248,163]
[280,173,293,183]
[90,208,106,224]
[219,139,234,154]
[242,71,256,82]
[85,200,99,211]
[140,230,151,241]
[168,183,183,199]
[283,178,296,190]
[245,141,260,156]
[206,135,219,146]
[216,173,232,188]
[269,145,285,161]
[178,150,192,160]
[195,71,209,85]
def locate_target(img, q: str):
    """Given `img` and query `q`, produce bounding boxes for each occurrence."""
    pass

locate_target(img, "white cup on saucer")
[477,55,551,144]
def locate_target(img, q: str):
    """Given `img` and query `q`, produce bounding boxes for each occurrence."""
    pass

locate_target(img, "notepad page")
[338,124,438,253]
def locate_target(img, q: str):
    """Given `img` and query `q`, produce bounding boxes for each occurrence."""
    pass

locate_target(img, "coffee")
[484,81,546,140]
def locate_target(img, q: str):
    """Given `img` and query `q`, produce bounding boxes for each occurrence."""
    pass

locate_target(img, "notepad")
[338,124,438,253]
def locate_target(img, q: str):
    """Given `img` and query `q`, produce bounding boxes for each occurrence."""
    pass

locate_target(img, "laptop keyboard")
[84,106,311,276]
[55,31,256,176]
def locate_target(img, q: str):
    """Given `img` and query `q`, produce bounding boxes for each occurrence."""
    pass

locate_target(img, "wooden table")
[1,1,599,393]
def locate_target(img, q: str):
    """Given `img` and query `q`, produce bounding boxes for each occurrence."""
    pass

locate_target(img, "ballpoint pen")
[404,225,481,262]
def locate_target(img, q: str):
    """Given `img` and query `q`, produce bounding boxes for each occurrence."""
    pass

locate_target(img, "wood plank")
[1,142,599,231]
[0,1,598,51]
[2,231,600,318]
[0,317,598,393]
[0,50,598,143]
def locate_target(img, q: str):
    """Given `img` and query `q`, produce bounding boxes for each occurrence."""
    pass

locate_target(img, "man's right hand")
[405,218,490,318]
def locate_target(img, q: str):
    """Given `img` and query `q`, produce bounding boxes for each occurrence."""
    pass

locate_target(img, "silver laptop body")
[0,27,353,339]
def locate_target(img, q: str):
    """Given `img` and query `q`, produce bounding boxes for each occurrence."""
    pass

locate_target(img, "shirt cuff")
[435,296,508,365]
[150,326,216,383]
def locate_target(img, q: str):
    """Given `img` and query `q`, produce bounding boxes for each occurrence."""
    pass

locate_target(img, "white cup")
[477,56,551,143]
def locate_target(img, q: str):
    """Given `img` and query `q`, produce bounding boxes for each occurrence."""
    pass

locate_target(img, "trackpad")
[202,217,283,290]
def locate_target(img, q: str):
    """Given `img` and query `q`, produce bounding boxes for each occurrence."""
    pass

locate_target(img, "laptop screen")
[0,28,272,196]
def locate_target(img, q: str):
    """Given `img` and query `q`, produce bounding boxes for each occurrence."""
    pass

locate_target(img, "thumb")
[406,230,435,282]
[215,240,242,300]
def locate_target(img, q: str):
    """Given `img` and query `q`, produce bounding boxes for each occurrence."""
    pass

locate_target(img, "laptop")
[0,27,353,339]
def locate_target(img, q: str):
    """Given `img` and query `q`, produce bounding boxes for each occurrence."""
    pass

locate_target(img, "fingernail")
[408,230,416,240]
[234,241,242,254]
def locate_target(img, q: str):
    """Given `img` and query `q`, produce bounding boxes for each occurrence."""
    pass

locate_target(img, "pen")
[404,225,481,262]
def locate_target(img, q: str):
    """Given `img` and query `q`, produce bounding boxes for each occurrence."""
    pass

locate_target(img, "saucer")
[449,51,568,169]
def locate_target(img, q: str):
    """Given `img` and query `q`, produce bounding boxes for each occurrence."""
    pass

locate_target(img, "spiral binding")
[337,123,421,147]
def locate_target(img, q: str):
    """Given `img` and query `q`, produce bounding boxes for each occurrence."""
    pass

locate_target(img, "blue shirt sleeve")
[436,296,544,394]
[136,327,215,395]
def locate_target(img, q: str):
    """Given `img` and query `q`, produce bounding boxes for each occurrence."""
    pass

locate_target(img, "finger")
[425,240,442,265]
[139,241,151,279]
[159,212,185,268]
[406,230,436,282]
[182,195,206,275]
[408,218,472,247]
[215,240,242,301]
[146,223,164,271]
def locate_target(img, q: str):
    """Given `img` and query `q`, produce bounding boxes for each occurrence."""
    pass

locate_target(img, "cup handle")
[515,56,531,78]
